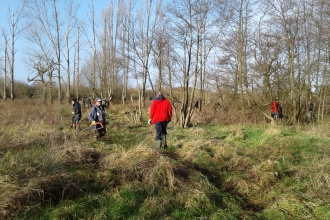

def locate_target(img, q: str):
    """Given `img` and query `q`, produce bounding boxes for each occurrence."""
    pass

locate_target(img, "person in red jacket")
[148,91,172,149]
[271,98,279,119]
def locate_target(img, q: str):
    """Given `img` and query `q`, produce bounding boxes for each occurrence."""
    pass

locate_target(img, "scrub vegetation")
[1,99,330,220]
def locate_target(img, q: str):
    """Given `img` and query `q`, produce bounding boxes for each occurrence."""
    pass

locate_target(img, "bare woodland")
[1,0,330,127]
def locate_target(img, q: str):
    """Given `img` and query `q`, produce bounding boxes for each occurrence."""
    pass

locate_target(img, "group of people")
[70,91,173,147]
[270,98,314,121]
[72,94,317,145]
[71,97,107,141]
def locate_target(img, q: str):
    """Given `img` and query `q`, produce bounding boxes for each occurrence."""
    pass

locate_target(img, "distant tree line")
[1,0,330,126]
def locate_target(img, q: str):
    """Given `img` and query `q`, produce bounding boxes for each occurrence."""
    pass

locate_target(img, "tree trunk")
[3,38,7,100]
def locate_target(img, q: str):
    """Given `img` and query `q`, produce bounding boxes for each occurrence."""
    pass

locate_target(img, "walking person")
[271,98,279,120]
[307,100,314,122]
[194,99,200,113]
[71,97,82,130]
[89,97,107,141]
[148,91,172,149]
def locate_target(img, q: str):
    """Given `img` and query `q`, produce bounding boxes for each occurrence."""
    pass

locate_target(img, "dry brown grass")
[2,98,330,219]
[0,99,104,218]
[0,99,93,152]
[0,143,104,219]
[100,144,186,193]
[191,102,267,126]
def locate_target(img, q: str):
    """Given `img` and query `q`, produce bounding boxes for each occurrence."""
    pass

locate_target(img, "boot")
[162,134,167,149]
[157,140,162,148]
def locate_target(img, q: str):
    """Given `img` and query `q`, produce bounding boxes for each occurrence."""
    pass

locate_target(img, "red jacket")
[271,101,279,113]
[149,97,172,124]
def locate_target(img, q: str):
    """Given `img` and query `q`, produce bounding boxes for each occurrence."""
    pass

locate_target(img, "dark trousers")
[72,116,80,130]
[96,123,106,137]
[72,115,80,125]
[155,121,167,140]
[271,112,278,119]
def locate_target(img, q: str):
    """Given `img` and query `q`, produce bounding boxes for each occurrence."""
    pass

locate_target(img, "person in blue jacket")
[89,97,106,141]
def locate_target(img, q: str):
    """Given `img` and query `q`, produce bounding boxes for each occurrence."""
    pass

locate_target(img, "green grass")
[2,100,330,219]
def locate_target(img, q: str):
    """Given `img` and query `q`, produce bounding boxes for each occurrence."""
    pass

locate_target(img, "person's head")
[157,91,163,97]
[71,97,77,103]
[95,97,102,106]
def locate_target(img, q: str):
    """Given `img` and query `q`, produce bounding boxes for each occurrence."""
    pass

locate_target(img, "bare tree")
[63,0,80,101]
[118,0,134,105]
[26,0,64,103]
[310,0,330,122]
[99,6,111,101]
[151,23,170,92]
[80,0,98,99]
[166,0,214,127]
[129,0,164,107]
[214,0,257,114]
[1,33,8,100]
[74,26,81,99]
[4,0,26,100]
[120,1,131,105]
[100,0,123,103]
[252,25,285,98]
[259,0,312,123]
[27,58,57,103]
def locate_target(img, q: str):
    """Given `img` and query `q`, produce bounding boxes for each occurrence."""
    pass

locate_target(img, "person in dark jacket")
[89,97,107,141]
[148,91,172,149]
[71,97,82,130]
[307,100,313,121]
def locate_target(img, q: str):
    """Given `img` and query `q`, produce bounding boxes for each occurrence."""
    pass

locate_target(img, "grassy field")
[1,99,330,219]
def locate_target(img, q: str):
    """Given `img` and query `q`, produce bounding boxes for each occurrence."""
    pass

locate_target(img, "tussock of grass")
[264,127,282,136]
[264,196,314,219]
[303,125,330,139]
[138,195,178,219]
[58,146,101,167]
[100,144,177,192]
[0,145,104,218]
[224,126,245,141]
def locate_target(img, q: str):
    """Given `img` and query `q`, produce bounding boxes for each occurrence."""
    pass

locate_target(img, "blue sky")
[0,0,112,83]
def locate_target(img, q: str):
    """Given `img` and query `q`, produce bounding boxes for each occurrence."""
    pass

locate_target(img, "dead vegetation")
[1,99,330,219]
